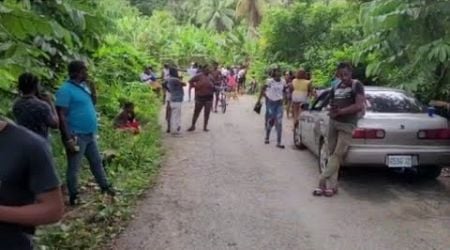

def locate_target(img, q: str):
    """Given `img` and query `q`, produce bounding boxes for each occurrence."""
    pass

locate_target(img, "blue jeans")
[265,99,284,144]
[66,134,109,197]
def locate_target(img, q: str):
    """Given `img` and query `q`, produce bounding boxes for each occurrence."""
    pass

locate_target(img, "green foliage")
[356,0,450,101]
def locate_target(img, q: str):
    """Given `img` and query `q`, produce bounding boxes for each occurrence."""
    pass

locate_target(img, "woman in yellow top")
[291,69,312,124]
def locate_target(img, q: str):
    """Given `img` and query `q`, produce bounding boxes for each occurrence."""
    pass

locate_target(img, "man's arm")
[56,107,71,141]
[41,94,59,129]
[0,188,64,226]
[257,85,267,103]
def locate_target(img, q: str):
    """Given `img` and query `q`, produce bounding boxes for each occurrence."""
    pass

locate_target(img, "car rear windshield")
[366,91,425,113]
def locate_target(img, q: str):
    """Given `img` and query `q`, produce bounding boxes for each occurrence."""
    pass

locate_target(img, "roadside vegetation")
[1,0,449,249]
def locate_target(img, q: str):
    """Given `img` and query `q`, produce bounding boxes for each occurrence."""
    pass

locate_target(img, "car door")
[302,91,330,151]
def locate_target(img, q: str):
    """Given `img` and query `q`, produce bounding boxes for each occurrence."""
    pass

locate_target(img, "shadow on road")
[339,168,450,205]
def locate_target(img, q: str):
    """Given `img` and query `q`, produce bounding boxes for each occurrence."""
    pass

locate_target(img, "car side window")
[311,90,331,111]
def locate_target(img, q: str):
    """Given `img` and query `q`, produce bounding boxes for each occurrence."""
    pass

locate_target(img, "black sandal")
[276,144,285,149]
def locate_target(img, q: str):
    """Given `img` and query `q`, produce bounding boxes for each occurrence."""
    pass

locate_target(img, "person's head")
[212,61,219,70]
[164,64,169,69]
[123,101,134,113]
[201,65,210,75]
[284,70,293,80]
[336,62,353,84]
[295,69,307,80]
[18,73,39,96]
[144,66,151,74]
[272,68,282,79]
[169,67,179,78]
[192,62,198,68]
[68,60,88,82]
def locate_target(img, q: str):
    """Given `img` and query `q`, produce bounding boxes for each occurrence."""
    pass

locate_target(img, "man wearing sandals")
[314,62,365,197]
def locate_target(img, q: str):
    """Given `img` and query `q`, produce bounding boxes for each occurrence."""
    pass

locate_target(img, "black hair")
[337,62,353,71]
[18,72,39,95]
[68,60,86,79]
[169,67,179,78]
[123,101,134,109]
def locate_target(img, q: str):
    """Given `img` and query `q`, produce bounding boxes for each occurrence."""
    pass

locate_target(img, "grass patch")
[35,83,163,249]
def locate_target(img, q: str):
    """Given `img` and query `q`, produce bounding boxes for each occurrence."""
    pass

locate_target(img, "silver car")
[294,86,450,179]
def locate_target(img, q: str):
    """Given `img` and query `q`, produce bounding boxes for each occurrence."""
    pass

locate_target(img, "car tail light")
[352,128,385,139]
[417,129,450,140]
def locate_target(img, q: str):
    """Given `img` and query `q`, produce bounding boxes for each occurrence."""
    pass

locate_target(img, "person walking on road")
[291,69,312,126]
[55,60,115,206]
[257,68,287,149]
[187,62,199,102]
[313,62,365,197]
[167,68,186,135]
[187,65,215,132]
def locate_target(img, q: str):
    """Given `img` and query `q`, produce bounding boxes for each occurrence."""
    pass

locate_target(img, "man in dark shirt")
[313,62,365,197]
[188,65,215,132]
[210,62,223,113]
[12,73,59,139]
[0,119,64,249]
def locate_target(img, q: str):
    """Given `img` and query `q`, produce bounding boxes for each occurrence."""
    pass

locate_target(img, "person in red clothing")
[114,102,140,134]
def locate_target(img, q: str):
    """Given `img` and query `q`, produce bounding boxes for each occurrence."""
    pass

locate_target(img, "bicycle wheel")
[221,95,227,113]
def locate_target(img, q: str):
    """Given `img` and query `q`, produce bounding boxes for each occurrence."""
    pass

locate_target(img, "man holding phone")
[56,60,114,206]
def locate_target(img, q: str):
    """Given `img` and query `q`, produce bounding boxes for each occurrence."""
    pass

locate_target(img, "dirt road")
[114,96,450,250]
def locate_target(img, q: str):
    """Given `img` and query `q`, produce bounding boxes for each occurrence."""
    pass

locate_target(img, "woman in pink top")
[227,70,238,100]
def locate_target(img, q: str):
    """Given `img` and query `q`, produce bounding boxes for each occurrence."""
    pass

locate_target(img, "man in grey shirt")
[167,68,186,135]
[0,119,64,249]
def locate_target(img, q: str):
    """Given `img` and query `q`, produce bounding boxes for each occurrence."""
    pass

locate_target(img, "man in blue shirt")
[56,60,114,206]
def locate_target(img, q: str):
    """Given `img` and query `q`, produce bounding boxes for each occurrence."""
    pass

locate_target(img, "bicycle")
[218,85,228,114]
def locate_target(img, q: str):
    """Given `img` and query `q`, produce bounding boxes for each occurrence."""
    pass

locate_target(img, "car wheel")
[417,165,442,179]
[318,140,328,174]
[293,122,306,149]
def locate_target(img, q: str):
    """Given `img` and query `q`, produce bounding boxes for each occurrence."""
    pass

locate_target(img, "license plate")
[387,155,412,168]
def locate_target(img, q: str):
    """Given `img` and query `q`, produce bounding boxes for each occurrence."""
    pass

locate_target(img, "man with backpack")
[313,62,365,197]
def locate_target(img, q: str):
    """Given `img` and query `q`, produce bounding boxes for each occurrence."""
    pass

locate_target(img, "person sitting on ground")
[140,66,157,84]
[0,118,64,250]
[114,102,140,134]
[12,73,59,140]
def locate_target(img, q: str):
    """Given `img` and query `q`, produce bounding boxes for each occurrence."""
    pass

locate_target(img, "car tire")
[417,165,442,179]
[293,122,306,150]
[318,140,328,174]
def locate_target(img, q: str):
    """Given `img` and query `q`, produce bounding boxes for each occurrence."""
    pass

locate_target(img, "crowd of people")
[140,62,248,135]
[255,63,365,197]
[0,58,365,248]
[0,60,119,249]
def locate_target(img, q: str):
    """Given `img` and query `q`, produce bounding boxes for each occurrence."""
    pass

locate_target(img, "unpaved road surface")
[115,96,450,250]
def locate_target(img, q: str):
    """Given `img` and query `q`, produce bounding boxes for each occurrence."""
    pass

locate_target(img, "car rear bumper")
[344,145,450,167]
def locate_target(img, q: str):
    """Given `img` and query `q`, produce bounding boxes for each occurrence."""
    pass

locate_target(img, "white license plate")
[387,155,412,168]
